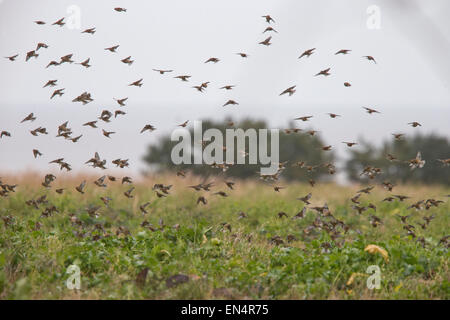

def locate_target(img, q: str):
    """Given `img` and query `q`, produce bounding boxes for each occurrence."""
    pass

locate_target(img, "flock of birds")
[1,8,449,249]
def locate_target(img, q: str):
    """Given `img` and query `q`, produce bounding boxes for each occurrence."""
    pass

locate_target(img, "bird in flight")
[82,27,96,34]
[43,80,57,88]
[408,121,422,127]
[105,45,120,53]
[263,26,277,33]
[342,142,357,147]
[26,50,39,62]
[220,85,235,90]
[262,15,275,24]
[259,36,272,46]
[129,79,143,87]
[279,85,296,96]
[315,68,331,76]
[5,54,18,61]
[205,57,220,63]
[77,58,91,68]
[298,48,315,59]
[223,100,239,107]
[52,18,65,27]
[335,49,351,55]
[121,56,134,65]
[21,113,36,123]
[153,69,173,74]
[363,107,380,114]
[236,53,249,58]
[363,55,377,64]
[114,98,128,106]
[114,7,127,12]
[294,116,313,122]
[141,124,156,133]
[174,75,191,82]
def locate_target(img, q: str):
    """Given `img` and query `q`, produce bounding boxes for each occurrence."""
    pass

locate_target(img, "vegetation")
[0,174,448,299]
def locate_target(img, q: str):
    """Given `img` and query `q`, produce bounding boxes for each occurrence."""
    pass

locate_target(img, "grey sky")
[0,0,449,178]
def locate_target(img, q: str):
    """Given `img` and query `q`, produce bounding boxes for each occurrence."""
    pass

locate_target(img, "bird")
[392,133,405,140]
[83,121,98,128]
[121,56,134,65]
[77,58,91,68]
[129,79,143,87]
[344,82,351,87]
[327,113,341,118]
[105,45,120,53]
[262,15,275,23]
[342,142,357,147]
[363,55,377,63]
[43,80,57,88]
[153,69,173,74]
[32,149,42,158]
[220,85,235,90]
[335,49,351,55]
[174,75,191,82]
[298,48,315,59]
[140,124,156,133]
[114,7,127,12]
[0,131,11,138]
[297,193,312,204]
[178,120,189,127]
[236,52,249,58]
[46,60,60,68]
[34,20,46,25]
[263,26,277,33]
[259,36,272,46]
[25,50,39,62]
[5,54,18,61]
[52,18,65,27]
[81,27,96,34]
[36,43,48,51]
[408,151,425,170]
[204,57,220,63]
[363,107,380,114]
[294,116,313,121]
[315,68,331,76]
[223,100,239,107]
[114,97,128,106]
[279,85,296,96]
[21,113,36,123]
[75,181,86,194]
[50,88,65,99]
[60,54,74,64]
[139,202,151,214]
[102,129,115,138]
[408,121,421,127]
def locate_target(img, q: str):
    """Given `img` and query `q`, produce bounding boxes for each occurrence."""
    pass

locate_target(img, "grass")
[0,172,449,299]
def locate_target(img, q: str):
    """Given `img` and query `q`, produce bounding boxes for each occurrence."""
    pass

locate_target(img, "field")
[0,173,449,300]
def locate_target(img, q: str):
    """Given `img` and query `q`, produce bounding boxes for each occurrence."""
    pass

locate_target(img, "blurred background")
[0,0,449,184]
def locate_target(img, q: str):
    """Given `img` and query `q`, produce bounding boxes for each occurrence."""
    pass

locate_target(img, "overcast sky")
[1,0,449,179]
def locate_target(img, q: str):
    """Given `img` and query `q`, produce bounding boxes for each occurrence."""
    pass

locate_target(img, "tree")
[345,133,450,185]
[143,118,335,181]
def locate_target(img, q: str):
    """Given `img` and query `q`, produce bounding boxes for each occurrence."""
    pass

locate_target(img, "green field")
[0,174,449,299]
